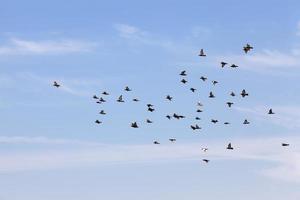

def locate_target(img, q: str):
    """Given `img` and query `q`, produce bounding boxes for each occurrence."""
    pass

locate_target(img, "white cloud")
[0,38,96,55]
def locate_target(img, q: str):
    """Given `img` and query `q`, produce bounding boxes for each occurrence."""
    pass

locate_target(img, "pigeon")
[166,95,173,101]
[195,117,201,120]
[148,107,155,112]
[212,80,218,85]
[241,89,249,98]
[202,159,210,163]
[243,119,250,124]
[230,64,239,68]
[95,120,102,124]
[200,76,207,81]
[53,81,60,88]
[125,86,131,91]
[131,122,139,128]
[226,143,234,150]
[198,49,206,57]
[226,102,234,108]
[102,91,109,95]
[196,109,203,113]
[93,95,99,99]
[133,98,139,102]
[99,110,106,115]
[191,124,201,130]
[209,92,215,98]
[243,43,253,54]
[153,141,160,145]
[282,143,290,147]
[190,88,196,92]
[117,95,124,102]
[221,62,228,68]
[181,79,187,84]
[224,122,230,125]
[268,109,275,114]
[211,119,218,124]
[230,92,236,97]
[146,119,153,123]
[166,115,172,120]
[169,138,176,142]
[173,113,185,119]
[201,148,208,152]
[180,70,187,76]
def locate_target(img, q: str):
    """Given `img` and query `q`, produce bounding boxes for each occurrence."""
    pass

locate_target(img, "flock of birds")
[52,43,290,164]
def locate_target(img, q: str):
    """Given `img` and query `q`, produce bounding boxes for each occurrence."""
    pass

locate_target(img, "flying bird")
[99,97,106,103]
[243,43,253,53]
[268,109,275,114]
[93,95,99,99]
[224,122,230,125]
[190,88,196,92]
[99,110,106,115]
[180,70,187,76]
[230,92,236,97]
[169,138,176,142]
[117,95,124,102]
[212,80,218,85]
[226,143,234,150]
[221,62,228,68]
[148,107,155,112]
[196,109,203,113]
[211,119,218,124]
[241,89,249,98]
[181,79,187,84]
[209,92,215,98]
[191,124,201,130]
[202,159,210,163]
[133,98,139,102]
[282,143,290,147]
[53,81,60,88]
[198,49,206,57]
[125,86,131,91]
[153,141,160,144]
[131,122,139,128]
[201,148,208,152]
[95,120,102,124]
[197,102,204,107]
[102,91,109,95]
[200,76,207,81]
[146,119,153,123]
[230,64,239,68]
[243,119,250,124]
[166,95,173,101]
[195,117,201,120]
[147,104,154,107]
[173,113,185,119]
[226,102,234,108]
[166,115,172,120]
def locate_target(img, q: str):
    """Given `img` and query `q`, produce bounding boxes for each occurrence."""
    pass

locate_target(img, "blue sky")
[1,0,300,199]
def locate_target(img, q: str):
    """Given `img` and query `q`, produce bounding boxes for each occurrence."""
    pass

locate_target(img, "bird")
[198,49,206,57]
[196,109,203,113]
[146,119,153,123]
[125,86,131,91]
[147,104,154,107]
[209,92,215,98]
[166,115,172,120]
[95,120,102,124]
[243,43,253,54]
[221,62,228,68]
[226,102,234,108]
[166,95,173,101]
[268,109,275,114]
[200,76,207,81]
[230,92,236,97]
[102,91,109,95]
[181,79,187,84]
[99,97,106,103]
[153,141,160,144]
[197,102,203,106]
[230,64,239,68]
[211,119,218,124]
[117,95,124,102]
[180,70,187,76]
[191,124,201,130]
[243,119,250,124]
[212,80,218,85]
[201,148,208,152]
[282,143,290,147]
[93,95,99,99]
[131,122,139,128]
[133,98,139,102]
[224,122,230,125]
[173,113,185,119]
[241,89,249,98]
[53,81,60,88]
[226,143,234,150]
[148,107,155,112]
[202,159,210,163]
[195,117,201,120]
[169,138,176,142]
[99,110,106,115]
[190,88,196,92]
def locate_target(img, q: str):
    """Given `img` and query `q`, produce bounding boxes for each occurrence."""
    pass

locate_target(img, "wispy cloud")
[0,38,96,55]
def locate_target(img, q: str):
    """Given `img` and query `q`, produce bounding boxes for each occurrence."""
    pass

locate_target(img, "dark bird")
[201,148,208,152]
[173,113,185,119]
[147,104,154,107]
[243,43,253,54]
[148,107,155,112]
[202,159,210,163]
[224,122,230,125]
[212,80,218,85]
[241,89,249,98]
[209,92,215,98]
[153,141,160,145]
[268,109,275,114]
[190,88,196,92]
[221,62,228,68]
[93,95,99,99]
[169,138,176,142]
[117,95,124,102]
[99,110,106,115]
[195,117,201,120]
[166,115,172,120]
[198,49,206,57]
[131,122,139,128]
[125,86,131,91]
[196,109,203,113]
[226,143,234,150]
[230,92,236,97]
[282,143,290,147]
[133,98,139,102]
[191,124,201,130]
[243,119,250,124]
[226,102,234,108]
[200,76,207,81]
[180,70,187,76]
[102,91,109,95]
[53,81,60,88]
[230,64,239,68]
[99,97,106,103]
[95,120,102,124]
[146,119,153,123]
[181,79,187,84]
[166,95,173,101]
[197,102,204,106]
[211,119,218,124]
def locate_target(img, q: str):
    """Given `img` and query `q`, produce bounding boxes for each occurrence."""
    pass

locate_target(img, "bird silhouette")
[53,81,60,88]
[202,159,210,163]
[125,86,131,91]
[181,79,187,84]
[224,122,230,125]
[221,62,228,68]
[95,120,102,124]
[226,102,234,108]
[209,92,215,98]
[153,141,160,144]
[102,91,109,95]
[211,119,218,124]
[148,107,155,112]
[173,113,185,119]
[117,95,124,102]
[243,119,250,124]
[268,109,275,114]
[201,148,208,152]
[198,49,206,57]
[147,104,154,107]
[226,143,234,150]
[197,102,204,107]
[196,109,203,113]
[131,122,139,128]
[166,115,172,120]
[169,138,176,142]
[191,124,201,130]
[243,43,253,53]
[93,95,99,99]
[200,76,207,81]
[99,97,106,103]
[195,117,201,120]
[166,95,173,101]
[230,92,236,97]
[230,64,239,68]
[133,98,139,102]
[99,110,106,115]
[190,88,196,92]
[146,119,153,123]
[212,80,218,85]
[180,70,187,76]
[241,89,249,97]
[282,143,289,146]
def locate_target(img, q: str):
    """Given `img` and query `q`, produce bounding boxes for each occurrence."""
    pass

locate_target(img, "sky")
[0,0,300,199]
